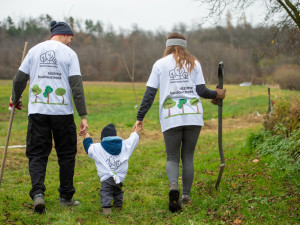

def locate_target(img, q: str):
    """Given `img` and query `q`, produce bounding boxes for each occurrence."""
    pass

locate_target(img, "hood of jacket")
[100,136,123,155]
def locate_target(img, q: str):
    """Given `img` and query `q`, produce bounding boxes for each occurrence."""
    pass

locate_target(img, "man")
[11,20,88,213]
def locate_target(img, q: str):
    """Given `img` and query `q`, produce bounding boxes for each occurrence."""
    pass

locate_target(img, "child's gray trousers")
[100,177,123,208]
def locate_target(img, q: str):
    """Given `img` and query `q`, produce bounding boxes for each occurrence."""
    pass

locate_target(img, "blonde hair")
[163,32,199,73]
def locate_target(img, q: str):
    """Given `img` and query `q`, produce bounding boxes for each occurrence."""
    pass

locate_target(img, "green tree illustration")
[43,86,53,104]
[55,87,66,104]
[190,98,200,113]
[177,99,187,114]
[32,84,42,102]
[163,97,176,117]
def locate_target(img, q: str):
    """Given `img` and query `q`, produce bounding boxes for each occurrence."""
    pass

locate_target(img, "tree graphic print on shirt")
[163,97,176,117]
[32,84,42,102]
[43,86,53,103]
[164,98,202,119]
[55,88,66,104]
[190,98,200,113]
[31,85,68,105]
[178,99,187,114]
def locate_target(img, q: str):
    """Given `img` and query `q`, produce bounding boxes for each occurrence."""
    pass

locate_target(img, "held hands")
[133,120,143,133]
[78,118,88,136]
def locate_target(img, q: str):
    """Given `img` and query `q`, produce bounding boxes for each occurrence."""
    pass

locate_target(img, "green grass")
[0,81,299,224]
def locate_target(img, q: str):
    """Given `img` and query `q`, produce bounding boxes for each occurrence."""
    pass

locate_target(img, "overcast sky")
[1,0,267,32]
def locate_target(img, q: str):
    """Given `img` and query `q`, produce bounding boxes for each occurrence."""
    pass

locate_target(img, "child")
[83,123,139,215]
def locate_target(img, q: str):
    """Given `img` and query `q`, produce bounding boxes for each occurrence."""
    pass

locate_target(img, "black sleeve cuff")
[196,84,217,99]
[12,70,29,103]
[69,75,88,116]
[136,86,158,121]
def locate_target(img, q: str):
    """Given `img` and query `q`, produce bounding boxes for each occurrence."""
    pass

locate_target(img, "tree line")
[0,15,299,89]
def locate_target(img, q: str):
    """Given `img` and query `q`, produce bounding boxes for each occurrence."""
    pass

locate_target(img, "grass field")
[0,81,299,224]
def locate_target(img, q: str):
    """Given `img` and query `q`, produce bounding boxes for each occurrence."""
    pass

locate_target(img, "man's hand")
[9,96,24,112]
[133,120,143,133]
[78,118,88,136]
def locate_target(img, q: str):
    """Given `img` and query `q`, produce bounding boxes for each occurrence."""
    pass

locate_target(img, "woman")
[133,32,226,212]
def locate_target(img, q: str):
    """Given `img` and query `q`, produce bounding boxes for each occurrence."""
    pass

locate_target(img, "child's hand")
[133,120,143,133]
[84,132,90,139]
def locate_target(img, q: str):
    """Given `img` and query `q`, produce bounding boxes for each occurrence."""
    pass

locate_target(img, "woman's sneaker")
[33,194,45,214]
[179,195,192,205]
[168,182,181,213]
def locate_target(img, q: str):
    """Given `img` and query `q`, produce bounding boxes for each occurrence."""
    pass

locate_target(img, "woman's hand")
[211,88,226,105]
[210,98,218,105]
[133,120,143,133]
[216,88,226,99]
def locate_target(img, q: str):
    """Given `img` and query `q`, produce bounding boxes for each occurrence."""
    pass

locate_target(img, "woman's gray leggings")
[163,125,201,195]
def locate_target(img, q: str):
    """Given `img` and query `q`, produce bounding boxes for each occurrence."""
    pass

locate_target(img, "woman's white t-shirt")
[146,54,206,132]
[19,40,81,115]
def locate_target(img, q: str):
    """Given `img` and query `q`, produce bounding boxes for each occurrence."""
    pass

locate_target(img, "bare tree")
[196,0,300,30]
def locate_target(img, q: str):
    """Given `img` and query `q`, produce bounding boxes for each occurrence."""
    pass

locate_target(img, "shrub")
[263,95,300,138]
[273,64,300,90]
[246,95,300,174]
[246,130,300,175]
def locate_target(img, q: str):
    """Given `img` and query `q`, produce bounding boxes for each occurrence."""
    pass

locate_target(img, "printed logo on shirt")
[40,51,57,64]
[169,66,189,83]
[39,51,58,69]
[106,156,121,170]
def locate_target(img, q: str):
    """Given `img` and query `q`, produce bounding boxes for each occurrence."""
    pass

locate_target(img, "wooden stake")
[0,42,29,186]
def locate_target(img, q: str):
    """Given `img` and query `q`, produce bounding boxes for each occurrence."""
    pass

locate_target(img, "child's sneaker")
[168,182,181,213]
[114,206,122,211]
[33,194,45,214]
[180,195,192,205]
[102,207,112,215]
[59,198,80,206]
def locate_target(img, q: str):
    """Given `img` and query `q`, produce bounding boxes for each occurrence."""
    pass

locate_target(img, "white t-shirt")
[19,40,81,115]
[88,132,139,184]
[146,54,205,132]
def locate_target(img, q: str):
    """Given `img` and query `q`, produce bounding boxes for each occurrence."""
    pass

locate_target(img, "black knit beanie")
[50,21,73,37]
[101,123,117,140]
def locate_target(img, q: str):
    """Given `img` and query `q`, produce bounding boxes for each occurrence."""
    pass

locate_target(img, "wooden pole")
[267,88,271,113]
[0,42,29,186]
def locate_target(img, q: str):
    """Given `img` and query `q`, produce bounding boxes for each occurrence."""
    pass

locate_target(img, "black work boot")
[168,182,181,213]
[33,194,45,214]
[59,198,80,206]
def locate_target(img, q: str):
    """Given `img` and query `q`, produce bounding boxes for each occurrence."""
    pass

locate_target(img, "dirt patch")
[122,114,264,142]
[202,114,263,134]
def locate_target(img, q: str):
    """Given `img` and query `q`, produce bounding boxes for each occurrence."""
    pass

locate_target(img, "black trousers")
[26,114,77,200]
[100,177,123,208]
